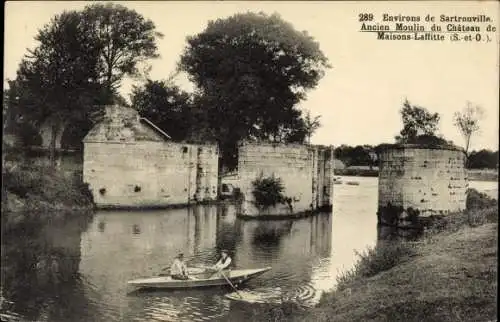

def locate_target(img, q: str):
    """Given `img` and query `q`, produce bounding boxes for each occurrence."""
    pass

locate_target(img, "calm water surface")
[1,177,497,322]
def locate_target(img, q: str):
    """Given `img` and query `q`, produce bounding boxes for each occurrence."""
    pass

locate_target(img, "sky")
[4,1,499,150]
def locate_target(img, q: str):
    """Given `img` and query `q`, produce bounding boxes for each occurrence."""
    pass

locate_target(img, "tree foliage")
[5,11,105,163]
[178,12,330,169]
[251,174,287,209]
[81,3,163,95]
[334,145,376,167]
[453,101,484,156]
[131,80,194,141]
[303,111,321,144]
[467,149,498,169]
[4,4,162,165]
[395,99,441,144]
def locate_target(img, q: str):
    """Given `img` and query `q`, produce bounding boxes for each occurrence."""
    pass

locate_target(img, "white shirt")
[170,258,187,276]
[214,256,232,270]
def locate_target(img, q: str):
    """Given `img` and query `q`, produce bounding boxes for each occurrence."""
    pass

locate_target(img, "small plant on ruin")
[251,174,287,210]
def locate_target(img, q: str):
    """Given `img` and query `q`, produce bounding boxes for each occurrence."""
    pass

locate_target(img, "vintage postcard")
[2,1,498,321]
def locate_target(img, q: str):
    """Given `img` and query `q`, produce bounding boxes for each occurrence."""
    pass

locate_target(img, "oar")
[220,270,243,299]
[158,266,170,276]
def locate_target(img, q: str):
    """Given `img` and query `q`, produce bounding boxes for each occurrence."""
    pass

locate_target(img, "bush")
[2,163,94,211]
[251,174,287,209]
[335,241,417,291]
[466,188,497,210]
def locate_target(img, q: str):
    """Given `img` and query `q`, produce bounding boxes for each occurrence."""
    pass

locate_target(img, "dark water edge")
[1,211,95,322]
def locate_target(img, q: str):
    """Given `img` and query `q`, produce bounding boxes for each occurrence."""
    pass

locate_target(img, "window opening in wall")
[182,146,188,153]
[99,188,106,195]
[134,185,141,192]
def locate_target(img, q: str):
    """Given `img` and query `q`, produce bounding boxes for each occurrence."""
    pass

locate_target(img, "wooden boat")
[127,267,272,290]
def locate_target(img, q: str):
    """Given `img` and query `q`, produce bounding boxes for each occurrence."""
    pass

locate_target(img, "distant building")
[83,105,218,208]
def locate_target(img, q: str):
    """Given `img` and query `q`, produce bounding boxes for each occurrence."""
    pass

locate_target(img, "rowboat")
[127,267,272,290]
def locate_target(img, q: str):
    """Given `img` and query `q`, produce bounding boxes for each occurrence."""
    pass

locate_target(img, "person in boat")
[208,249,232,275]
[170,253,189,280]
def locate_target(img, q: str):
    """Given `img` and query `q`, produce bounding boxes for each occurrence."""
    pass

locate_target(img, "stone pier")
[377,144,467,228]
[236,142,334,218]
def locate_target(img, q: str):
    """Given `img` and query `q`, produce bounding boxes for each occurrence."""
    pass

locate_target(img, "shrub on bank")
[424,188,498,234]
[466,188,497,210]
[335,241,417,292]
[2,163,94,214]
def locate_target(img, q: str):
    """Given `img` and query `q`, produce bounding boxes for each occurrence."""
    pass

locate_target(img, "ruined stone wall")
[378,145,467,225]
[82,105,218,208]
[83,141,218,208]
[237,142,334,217]
[193,145,219,201]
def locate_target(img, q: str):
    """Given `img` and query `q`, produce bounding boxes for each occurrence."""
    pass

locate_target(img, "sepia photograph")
[2,1,499,321]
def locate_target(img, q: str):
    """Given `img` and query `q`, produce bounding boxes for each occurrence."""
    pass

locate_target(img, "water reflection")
[75,205,333,321]
[1,212,96,322]
[377,224,423,242]
[2,177,497,321]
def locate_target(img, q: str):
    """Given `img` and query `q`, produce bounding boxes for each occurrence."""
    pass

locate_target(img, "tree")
[303,111,321,144]
[395,99,441,144]
[6,12,105,165]
[81,3,164,99]
[467,149,498,169]
[6,4,162,166]
[333,145,373,167]
[131,79,193,141]
[178,12,330,169]
[453,101,484,158]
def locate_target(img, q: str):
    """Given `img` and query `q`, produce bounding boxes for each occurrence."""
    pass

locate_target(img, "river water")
[1,177,497,322]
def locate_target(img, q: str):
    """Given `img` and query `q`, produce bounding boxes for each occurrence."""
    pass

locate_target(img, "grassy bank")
[2,162,94,229]
[250,190,498,322]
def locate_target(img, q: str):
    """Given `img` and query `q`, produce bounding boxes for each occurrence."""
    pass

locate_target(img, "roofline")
[139,117,172,140]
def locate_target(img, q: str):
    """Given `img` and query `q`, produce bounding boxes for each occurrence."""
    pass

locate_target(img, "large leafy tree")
[395,99,442,144]
[81,3,164,97]
[178,12,330,169]
[5,3,163,165]
[5,12,104,164]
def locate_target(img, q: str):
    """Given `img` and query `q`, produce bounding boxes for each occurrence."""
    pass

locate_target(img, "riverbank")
[250,190,497,322]
[334,168,498,182]
[2,162,95,230]
[467,168,499,182]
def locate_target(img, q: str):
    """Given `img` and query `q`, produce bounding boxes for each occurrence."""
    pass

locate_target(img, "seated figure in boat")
[206,249,232,277]
[170,253,189,280]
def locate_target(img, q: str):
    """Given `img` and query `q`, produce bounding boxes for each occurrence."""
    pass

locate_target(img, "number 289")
[359,13,374,21]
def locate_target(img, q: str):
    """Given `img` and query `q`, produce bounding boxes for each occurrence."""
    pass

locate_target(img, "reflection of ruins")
[78,207,221,317]
[234,212,333,290]
[377,224,423,243]
[1,213,96,321]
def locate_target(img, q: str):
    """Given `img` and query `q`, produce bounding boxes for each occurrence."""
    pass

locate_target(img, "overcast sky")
[4,1,499,150]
